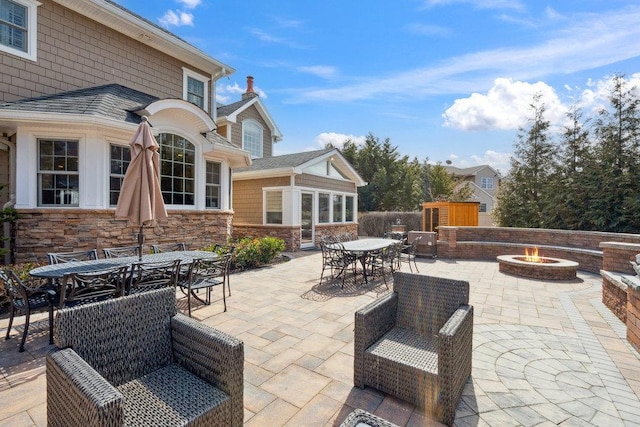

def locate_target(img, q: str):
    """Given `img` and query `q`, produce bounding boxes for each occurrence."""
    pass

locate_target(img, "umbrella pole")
[138,225,143,261]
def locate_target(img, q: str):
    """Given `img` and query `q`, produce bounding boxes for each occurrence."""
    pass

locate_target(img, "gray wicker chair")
[354,272,473,426]
[47,287,244,427]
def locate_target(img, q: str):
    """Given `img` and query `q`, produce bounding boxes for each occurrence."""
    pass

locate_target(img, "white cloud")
[423,0,525,10]
[443,78,566,131]
[313,132,366,149]
[404,23,451,37]
[297,65,338,79]
[159,10,194,27]
[177,0,201,9]
[218,81,267,100]
[293,7,640,103]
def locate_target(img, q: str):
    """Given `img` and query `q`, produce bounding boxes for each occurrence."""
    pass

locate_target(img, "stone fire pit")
[497,254,578,280]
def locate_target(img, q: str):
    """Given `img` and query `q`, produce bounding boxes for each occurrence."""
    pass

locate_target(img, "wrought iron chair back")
[127,259,181,295]
[102,246,140,259]
[1,268,55,352]
[150,242,187,253]
[59,265,128,308]
[47,249,99,264]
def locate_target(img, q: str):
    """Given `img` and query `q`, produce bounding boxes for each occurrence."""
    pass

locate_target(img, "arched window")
[242,120,263,159]
[157,133,195,205]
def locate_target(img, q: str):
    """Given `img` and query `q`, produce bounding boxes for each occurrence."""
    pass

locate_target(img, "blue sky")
[116,0,640,174]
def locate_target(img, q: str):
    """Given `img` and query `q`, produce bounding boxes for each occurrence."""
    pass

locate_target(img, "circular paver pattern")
[458,324,637,426]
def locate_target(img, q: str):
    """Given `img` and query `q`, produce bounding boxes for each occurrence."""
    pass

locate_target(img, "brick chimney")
[242,75,258,100]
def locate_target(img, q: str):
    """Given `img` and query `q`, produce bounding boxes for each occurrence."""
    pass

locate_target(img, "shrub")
[203,236,286,271]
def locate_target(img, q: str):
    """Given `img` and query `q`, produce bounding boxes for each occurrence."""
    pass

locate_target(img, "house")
[232,148,366,249]
[0,0,364,261]
[216,79,366,250]
[444,164,501,226]
[0,0,251,262]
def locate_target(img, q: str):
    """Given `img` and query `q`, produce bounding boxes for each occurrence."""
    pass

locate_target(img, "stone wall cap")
[599,241,640,250]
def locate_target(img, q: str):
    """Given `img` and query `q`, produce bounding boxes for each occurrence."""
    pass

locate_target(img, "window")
[265,191,282,224]
[182,68,209,111]
[242,120,263,158]
[318,193,330,223]
[481,177,493,189]
[109,144,130,206]
[333,194,343,222]
[38,139,79,206]
[205,161,221,209]
[157,133,195,206]
[479,203,487,213]
[0,0,38,61]
[345,196,354,222]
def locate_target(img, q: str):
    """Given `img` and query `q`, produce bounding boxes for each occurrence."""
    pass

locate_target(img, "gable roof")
[0,84,156,124]
[217,96,283,142]
[444,164,500,177]
[234,148,366,186]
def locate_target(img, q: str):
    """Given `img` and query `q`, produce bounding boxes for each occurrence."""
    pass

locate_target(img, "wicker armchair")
[47,287,244,427]
[354,272,473,426]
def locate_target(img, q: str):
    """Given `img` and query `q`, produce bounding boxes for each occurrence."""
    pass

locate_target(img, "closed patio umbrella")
[115,116,167,260]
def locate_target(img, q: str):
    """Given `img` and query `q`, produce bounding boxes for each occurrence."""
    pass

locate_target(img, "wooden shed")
[421,201,480,232]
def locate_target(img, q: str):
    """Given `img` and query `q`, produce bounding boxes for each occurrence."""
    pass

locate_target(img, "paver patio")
[1,250,640,426]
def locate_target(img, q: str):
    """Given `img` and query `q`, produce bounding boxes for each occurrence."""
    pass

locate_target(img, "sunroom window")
[265,191,282,224]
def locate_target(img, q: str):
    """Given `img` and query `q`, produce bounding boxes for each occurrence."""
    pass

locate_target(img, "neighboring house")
[444,165,501,226]
[215,78,365,250]
[232,148,366,249]
[0,0,250,262]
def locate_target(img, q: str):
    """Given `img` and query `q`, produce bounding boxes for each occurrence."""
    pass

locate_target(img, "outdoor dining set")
[319,233,423,288]
[2,243,233,353]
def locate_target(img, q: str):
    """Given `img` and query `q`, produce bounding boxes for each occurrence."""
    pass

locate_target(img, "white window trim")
[481,177,493,189]
[182,67,210,112]
[263,189,284,224]
[242,119,263,159]
[205,160,222,210]
[0,0,40,62]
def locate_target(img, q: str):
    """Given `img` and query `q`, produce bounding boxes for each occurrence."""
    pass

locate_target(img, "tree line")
[494,74,640,233]
[329,135,472,213]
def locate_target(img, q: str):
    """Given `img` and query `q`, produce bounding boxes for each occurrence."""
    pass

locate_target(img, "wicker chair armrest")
[354,292,398,387]
[171,313,244,427]
[437,304,474,425]
[47,348,123,427]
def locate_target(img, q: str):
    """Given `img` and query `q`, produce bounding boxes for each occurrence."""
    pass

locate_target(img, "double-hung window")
[38,139,79,206]
[183,68,209,111]
[205,161,221,209]
[265,191,282,224]
[332,195,343,223]
[481,177,493,189]
[0,0,38,61]
[345,196,354,222]
[109,144,130,206]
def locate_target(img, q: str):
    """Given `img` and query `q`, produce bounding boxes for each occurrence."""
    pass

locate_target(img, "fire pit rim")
[496,254,579,280]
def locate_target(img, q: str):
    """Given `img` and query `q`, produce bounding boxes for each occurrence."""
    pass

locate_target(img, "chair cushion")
[363,327,441,411]
[365,327,438,373]
[117,363,230,426]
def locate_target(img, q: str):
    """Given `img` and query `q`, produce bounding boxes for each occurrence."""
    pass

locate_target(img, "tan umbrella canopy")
[115,116,167,260]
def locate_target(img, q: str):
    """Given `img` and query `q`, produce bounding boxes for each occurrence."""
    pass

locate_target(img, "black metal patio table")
[328,238,399,284]
[29,250,217,279]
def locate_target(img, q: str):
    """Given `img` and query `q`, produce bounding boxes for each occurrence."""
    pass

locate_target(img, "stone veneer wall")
[626,280,640,353]
[232,224,301,252]
[436,226,640,274]
[13,209,233,263]
[314,223,359,245]
[598,242,640,328]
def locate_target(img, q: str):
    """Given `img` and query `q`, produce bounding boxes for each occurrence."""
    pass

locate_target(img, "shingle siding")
[2,1,206,105]
[295,174,356,193]
[233,177,290,224]
[229,105,273,157]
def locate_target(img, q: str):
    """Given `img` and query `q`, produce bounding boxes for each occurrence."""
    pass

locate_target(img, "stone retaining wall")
[14,209,232,263]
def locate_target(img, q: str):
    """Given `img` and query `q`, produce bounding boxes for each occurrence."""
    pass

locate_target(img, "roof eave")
[53,0,235,77]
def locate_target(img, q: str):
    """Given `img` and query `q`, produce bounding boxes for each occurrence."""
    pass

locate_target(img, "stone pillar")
[623,276,640,353]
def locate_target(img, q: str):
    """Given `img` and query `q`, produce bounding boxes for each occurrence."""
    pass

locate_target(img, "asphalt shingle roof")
[236,148,335,172]
[0,84,158,124]
[216,98,254,117]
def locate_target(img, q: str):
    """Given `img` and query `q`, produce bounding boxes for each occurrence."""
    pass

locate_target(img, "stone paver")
[1,252,640,426]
